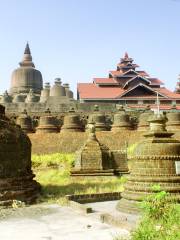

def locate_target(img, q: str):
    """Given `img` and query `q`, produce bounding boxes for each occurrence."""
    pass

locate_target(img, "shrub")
[132,186,180,240]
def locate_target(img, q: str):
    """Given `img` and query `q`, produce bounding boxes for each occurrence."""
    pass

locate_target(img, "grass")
[113,188,180,240]
[32,153,125,205]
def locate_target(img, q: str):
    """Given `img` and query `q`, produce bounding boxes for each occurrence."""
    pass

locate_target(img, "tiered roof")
[78,53,180,102]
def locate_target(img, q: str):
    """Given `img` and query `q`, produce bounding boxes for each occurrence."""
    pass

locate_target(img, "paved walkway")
[0,203,130,240]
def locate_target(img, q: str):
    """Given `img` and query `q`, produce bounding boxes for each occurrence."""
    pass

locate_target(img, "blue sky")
[0,0,180,96]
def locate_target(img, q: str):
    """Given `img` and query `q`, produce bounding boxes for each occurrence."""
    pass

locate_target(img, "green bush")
[114,186,180,240]
[32,153,74,169]
[132,186,180,240]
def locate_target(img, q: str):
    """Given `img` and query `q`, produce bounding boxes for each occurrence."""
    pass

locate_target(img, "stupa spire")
[124,52,129,59]
[24,42,31,54]
[19,42,35,68]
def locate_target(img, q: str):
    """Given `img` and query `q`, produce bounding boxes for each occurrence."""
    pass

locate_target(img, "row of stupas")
[0,43,74,105]
[0,100,179,208]
[16,105,180,134]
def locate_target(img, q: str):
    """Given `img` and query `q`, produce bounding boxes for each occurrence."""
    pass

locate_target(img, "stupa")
[12,94,25,103]
[111,105,131,131]
[36,109,59,133]
[117,113,180,213]
[16,109,34,133]
[137,105,153,131]
[61,108,83,132]
[40,82,50,103]
[71,124,114,176]
[10,43,43,95]
[87,105,108,132]
[63,83,74,98]
[166,106,180,131]
[0,104,40,206]
[0,91,12,103]
[25,89,39,103]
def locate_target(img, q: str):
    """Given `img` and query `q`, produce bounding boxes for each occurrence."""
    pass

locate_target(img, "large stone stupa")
[117,113,180,213]
[10,43,43,95]
[0,104,40,206]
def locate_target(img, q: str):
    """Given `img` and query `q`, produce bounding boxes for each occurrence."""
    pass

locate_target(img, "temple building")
[77,53,180,109]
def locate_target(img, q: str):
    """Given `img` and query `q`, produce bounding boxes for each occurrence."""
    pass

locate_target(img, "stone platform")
[0,203,131,240]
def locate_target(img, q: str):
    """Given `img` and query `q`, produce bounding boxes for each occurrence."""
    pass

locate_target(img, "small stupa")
[166,105,180,131]
[87,105,108,132]
[117,113,180,213]
[36,108,59,133]
[61,108,83,132]
[0,104,40,206]
[111,105,131,131]
[137,105,153,131]
[40,82,50,103]
[0,91,12,103]
[16,109,34,133]
[25,89,39,103]
[71,124,114,176]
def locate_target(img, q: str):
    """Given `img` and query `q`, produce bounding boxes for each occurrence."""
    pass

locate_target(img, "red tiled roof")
[136,71,149,77]
[155,87,180,99]
[148,78,164,85]
[117,63,139,68]
[93,78,118,84]
[121,95,163,99]
[109,70,124,76]
[109,70,149,77]
[77,83,124,99]
[78,82,180,100]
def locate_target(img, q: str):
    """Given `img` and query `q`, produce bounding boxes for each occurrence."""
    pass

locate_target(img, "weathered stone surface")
[137,105,153,131]
[40,82,50,103]
[0,104,40,206]
[16,109,34,133]
[50,78,66,97]
[87,105,108,132]
[12,94,25,103]
[61,108,84,132]
[71,125,113,176]
[36,109,59,133]
[0,91,12,103]
[25,89,40,103]
[110,150,129,174]
[117,113,180,213]
[10,43,43,95]
[166,110,180,131]
[63,83,74,99]
[111,105,131,132]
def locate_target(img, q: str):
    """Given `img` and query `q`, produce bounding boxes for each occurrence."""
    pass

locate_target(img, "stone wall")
[29,130,180,155]
[29,131,143,154]
[3,102,117,115]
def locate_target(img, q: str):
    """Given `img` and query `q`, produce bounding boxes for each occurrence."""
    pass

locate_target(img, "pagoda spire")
[24,42,31,54]
[19,42,35,68]
[124,52,129,59]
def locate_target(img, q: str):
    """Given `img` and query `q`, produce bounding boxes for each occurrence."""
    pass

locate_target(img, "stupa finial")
[19,42,35,67]
[124,52,129,59]
[24,42,31,54]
